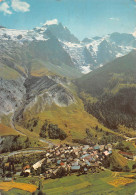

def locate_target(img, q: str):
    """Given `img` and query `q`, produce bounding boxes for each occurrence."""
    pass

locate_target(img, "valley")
[0,19,136,195]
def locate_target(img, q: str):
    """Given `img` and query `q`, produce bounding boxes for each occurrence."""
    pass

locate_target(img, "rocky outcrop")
[0,77,26,117]
[23,75,75,115]
[0,72,75,125]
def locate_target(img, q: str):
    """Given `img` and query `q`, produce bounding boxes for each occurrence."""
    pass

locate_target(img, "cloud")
[0,2,12,15]
[44,19,58,26]
[133,29,136,37]
[11,0,30,12]
[109,17,120,21]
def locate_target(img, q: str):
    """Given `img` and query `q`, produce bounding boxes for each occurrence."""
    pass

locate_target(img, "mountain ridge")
[76,50,136,132]
[0,20,136,143]
[0,21,136,74]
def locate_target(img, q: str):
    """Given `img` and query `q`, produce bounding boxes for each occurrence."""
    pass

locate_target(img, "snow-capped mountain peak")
[0,21,136,75]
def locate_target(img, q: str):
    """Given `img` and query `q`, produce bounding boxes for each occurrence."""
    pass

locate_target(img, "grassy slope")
[0,123,47,150]
[19,91,125,143]
[0,189,31,195]
[3,170,136,195]
[0,123,19,136]
[109,150,128,169]
[0,62,21,80]
[30,60,54,77]
[76,50,136,96]
[1,113,13,127]
[30,59,82,79]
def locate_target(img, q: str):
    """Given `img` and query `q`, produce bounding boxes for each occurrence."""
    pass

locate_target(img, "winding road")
[126,137,136,142]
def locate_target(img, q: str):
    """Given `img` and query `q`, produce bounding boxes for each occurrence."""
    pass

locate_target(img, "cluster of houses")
[22,144,112,179]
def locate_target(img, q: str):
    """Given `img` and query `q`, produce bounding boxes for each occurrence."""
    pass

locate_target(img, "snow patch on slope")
[61,41,92,73]
[81,65,91,74]
[85,36,108,55]
[0,28,48,42]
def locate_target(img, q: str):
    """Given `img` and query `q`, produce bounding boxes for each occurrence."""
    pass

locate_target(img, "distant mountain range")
[0,20,136,143]
[0,21,136,74]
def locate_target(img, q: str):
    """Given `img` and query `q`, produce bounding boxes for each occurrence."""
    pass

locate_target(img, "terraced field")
[0,181,37,193]
[42,171,136,195]
[1,170,136,195]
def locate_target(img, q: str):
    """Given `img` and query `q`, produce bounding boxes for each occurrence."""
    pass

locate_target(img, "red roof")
[23,165,30,170]
[60,162,64,166]
[119,151,133,156]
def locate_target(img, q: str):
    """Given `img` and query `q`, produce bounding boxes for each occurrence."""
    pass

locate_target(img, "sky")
[0,0,136,40]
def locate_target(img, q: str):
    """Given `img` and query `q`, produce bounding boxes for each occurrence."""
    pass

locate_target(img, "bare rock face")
[0,77,26,117]
[0,73,75,123]
[24,75,75,110]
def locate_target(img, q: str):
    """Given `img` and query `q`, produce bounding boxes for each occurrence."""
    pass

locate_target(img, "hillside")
[76,51,136,133]
[0,59,122,145]
[18,93,125,142]
[0,21,136,145]
[107,150,128,171]
[76,50,136,96]
[0,124,18,136]
[0,51,136,145]
[0,71,125,145]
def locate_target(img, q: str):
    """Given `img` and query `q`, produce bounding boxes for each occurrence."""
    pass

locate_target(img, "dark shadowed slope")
[76,50,136,131]
[76,50,136,97]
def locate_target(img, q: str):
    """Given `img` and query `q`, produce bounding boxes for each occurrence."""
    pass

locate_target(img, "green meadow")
[1,170,136,195]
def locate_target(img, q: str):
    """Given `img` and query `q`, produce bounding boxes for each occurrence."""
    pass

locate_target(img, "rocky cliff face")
[0,71,75,124]
[24,75,75,109]
[0,77,26,117]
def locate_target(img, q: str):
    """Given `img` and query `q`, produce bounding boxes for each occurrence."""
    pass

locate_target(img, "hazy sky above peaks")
[0,0,136,40]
